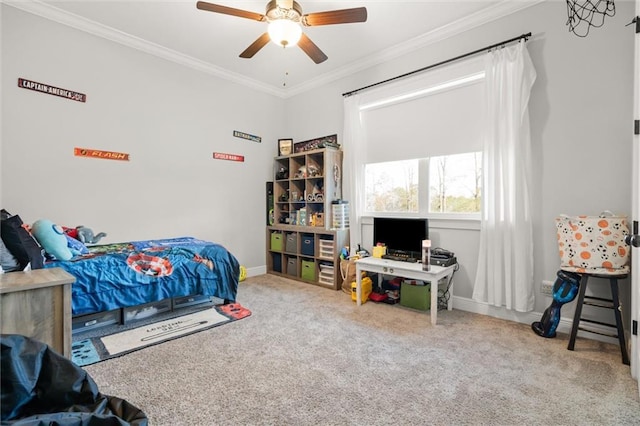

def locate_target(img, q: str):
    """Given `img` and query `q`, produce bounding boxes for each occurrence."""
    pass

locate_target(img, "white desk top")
[355,256,452,275]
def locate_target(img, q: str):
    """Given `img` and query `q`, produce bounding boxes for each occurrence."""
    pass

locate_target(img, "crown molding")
[283,0,545,97]
[4,0,543,99]
[3,0,287,98]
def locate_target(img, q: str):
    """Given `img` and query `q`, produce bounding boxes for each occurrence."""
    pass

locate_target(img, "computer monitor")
[373,217,429,260]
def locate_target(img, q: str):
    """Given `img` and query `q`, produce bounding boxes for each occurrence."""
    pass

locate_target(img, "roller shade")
[359,58,484,163]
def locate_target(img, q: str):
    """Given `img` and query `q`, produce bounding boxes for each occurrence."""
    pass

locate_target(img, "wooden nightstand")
[0,268,75,358]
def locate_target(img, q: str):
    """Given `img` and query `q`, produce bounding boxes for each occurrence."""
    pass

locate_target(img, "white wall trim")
[246,265,267,278]
[285,0,546,97]
[4,0,545,98]
[3,0,287,98]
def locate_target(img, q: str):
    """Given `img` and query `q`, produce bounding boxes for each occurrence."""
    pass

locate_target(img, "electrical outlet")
[541,280,554,295]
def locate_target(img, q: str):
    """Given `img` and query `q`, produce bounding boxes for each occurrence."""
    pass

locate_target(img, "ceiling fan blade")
[276,0,294,9]
[239,33,271,59]
[196,1,265,22]
[298,33,328,64]
[302,7,367,26]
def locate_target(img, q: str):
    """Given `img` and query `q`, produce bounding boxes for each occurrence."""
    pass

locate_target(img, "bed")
[44,236,240,332]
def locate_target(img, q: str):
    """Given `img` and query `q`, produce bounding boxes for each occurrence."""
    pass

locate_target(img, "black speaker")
[266,181,274,225]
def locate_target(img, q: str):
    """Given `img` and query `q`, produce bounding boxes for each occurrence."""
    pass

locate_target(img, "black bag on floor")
[1,334,149,425]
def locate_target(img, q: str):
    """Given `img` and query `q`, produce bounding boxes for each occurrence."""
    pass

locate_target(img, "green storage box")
[271,232,283,251]
[400,282,431,311]
[301,260,316,281]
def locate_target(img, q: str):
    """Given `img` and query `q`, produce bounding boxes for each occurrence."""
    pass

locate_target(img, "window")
[364,152,482,215]
[429,152,482,213]
[365,159,419,213]
[348,57,485,223]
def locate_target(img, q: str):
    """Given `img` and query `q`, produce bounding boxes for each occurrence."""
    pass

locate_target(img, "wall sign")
[213,152,245,162]
[18,78,86,103]
[233,130,261,143]
[74,147,129,161]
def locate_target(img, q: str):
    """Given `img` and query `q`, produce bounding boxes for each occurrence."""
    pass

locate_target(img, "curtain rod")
[342,32,532,97]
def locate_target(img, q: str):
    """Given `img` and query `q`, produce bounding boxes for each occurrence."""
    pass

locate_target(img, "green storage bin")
[271,232,283,251]
[301,260,316,281]
[400,282,431,311]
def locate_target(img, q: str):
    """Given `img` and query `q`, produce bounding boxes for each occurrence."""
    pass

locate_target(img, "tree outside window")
[365,152,481,215]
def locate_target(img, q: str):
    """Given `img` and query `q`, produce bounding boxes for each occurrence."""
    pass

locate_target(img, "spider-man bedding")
[44,237,239,317]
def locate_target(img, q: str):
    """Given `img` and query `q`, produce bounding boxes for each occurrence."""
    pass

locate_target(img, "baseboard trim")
[452,295,619,345]
[246,265,266,278]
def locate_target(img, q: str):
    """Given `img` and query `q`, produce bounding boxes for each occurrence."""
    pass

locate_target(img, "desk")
[0,268,75,357]
[355,257,455,325]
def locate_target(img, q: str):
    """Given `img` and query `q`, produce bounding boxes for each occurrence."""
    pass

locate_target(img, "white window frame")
[364,156,481,224]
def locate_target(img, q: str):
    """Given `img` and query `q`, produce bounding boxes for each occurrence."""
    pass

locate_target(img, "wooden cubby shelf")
[266,226,349,290]
[267,147,349,290]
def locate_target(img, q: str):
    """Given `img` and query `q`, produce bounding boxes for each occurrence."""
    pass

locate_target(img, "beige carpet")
[85,274,640,425]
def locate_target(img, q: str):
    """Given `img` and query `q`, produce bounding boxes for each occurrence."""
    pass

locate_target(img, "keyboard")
[381,254,419,263]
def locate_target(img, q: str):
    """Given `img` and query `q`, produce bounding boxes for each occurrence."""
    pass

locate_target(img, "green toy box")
[400,282,431,311]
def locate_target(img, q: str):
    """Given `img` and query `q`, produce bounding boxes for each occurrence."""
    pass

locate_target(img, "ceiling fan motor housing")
[266,0,302,22]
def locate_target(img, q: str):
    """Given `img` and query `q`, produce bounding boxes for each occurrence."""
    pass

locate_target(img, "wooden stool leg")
[609,278,630,365]
[568,274,588,351]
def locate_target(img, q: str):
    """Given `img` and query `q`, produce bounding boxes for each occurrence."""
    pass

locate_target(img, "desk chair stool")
[566,272,629,365]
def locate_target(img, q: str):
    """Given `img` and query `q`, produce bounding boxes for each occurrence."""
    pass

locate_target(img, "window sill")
[361,215,480,231]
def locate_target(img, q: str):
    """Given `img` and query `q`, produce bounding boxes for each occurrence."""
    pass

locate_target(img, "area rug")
[71,303,251,367]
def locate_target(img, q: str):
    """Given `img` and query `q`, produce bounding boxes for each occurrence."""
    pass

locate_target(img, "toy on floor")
[531,269,582,338]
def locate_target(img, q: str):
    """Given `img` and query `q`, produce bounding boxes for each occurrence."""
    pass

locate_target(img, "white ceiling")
[6,1,542,97]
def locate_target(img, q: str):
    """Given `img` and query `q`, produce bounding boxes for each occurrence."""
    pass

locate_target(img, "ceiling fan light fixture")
[268,19,302,48]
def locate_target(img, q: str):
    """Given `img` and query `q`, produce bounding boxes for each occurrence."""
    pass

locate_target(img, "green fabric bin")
[301,260,316,281]
[271,232,283,251]
[400,282,431,311]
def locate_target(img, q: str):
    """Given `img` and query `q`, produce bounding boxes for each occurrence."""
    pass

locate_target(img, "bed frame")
[71,293,217,334]
[45,237,239,334]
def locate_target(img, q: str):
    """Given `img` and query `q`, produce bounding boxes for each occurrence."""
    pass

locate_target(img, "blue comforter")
[45,237,239,316]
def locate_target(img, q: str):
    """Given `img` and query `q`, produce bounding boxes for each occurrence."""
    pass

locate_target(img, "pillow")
[31,219,73,261]
[0,214,44,270]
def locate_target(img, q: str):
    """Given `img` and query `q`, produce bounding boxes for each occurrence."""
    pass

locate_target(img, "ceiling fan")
[196,0,367,64]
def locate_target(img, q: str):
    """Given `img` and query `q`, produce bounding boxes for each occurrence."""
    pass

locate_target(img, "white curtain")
[342,95,365,253]
[472,41,537,312]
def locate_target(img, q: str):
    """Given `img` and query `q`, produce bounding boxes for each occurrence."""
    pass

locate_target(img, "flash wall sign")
[74,147,129,161]
[18,78,86,103]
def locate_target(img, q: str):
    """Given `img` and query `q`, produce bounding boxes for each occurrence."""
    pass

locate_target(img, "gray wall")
[1,6,283,270]
[1,1,636,328]
[283,0,636,318]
